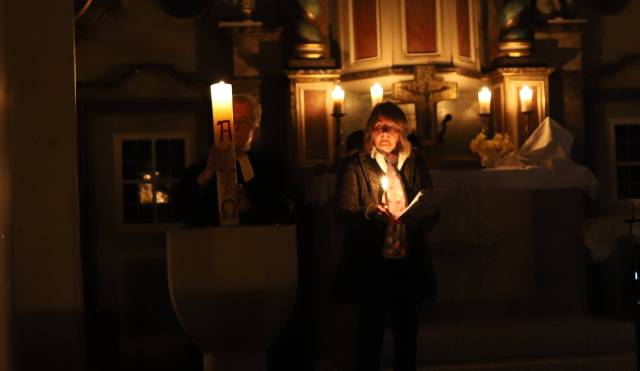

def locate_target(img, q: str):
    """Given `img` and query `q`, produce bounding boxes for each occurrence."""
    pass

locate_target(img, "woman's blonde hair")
[363,101,412,153]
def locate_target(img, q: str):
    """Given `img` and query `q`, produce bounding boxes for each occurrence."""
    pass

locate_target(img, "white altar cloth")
[431,165,598,198]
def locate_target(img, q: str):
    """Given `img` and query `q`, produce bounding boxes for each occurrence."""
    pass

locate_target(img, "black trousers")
[356,259,420,371]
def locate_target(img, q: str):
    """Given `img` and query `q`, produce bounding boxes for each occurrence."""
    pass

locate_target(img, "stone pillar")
[535,18,588,162]
[3,0,85,370]
[0,0,12,369]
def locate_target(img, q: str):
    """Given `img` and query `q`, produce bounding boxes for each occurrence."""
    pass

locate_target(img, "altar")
[301,163,628,369]
[426,168,595,317]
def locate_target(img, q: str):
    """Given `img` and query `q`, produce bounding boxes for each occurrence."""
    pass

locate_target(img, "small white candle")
[370,83,384,107]
[332,85,345,115]
[478,86,492,115]
[380,175,389,205]
[519,85,533,113]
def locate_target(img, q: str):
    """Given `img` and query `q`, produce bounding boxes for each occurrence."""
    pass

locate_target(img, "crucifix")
[393,65,457,148]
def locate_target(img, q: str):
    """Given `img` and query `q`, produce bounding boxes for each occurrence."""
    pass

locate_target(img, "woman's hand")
[365,203,394,223]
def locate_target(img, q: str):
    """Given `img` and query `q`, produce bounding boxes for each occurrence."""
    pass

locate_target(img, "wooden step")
[379,316,635,369]
[388,352,636,371]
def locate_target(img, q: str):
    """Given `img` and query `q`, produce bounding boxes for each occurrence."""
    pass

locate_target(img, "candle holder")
[477,86,493,139]
[521,110,533,140]
[480,112,494,139]
[519,85,534,141]
[332,111,346,168]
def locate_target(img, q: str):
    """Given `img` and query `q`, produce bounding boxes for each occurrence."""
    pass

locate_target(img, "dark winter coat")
[334,150,439,303]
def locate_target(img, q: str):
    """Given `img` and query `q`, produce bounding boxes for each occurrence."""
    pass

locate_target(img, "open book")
[397,188,448,225]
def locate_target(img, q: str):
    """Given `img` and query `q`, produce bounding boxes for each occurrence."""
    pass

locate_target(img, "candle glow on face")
[332,85,345,115]
[370,83,384,107]
[519,85,533,113]
[478,86,492,115]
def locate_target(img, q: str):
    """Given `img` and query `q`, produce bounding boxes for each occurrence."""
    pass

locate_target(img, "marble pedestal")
[167,225,297,371]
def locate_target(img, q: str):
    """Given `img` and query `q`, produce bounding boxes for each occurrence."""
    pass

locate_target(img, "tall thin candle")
[210,81,239,226]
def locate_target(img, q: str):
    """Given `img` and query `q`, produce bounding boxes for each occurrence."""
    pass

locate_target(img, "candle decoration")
[519,85,534,139]
[210,81,239,226]
[478,86,492,115]
[519,85,533,113]
[332,84,347,167]
[332,85,345,115]
[478,86,494,138]
[370,83,384,107]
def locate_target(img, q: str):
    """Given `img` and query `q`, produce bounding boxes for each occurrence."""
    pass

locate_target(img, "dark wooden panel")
[456,0,471,58]
[406,0,437,54]
[304,90,329,161]
[353,0,379,60]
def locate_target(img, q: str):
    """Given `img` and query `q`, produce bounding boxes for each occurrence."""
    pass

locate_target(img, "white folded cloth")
[495,117,599,198]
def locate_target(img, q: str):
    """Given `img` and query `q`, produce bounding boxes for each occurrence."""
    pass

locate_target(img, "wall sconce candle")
[332,85,345,115]
[478,86,492,115]
[370,83,384,107]
[519,85,533,113]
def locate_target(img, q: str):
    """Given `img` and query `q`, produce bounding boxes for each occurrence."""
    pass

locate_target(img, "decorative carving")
[497,0,535,58]
[292,0,327,59]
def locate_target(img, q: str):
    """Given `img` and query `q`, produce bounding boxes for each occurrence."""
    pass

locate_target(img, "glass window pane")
[122,160,137,180]
[123,184,139,223]
[123,183,154,224]
[169,139,185,159]
[137,140,151,161]
[139,204,154,223]
[156,159,170,179]
[170,158,185,178]
[122,140,136,160]
[616,125,640,162]
[156,139,169,160]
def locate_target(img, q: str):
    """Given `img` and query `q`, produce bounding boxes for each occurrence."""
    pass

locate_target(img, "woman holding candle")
[335,102,439,371]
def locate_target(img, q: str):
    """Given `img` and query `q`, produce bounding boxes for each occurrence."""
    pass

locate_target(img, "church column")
[4,0,85,370]
[0,0,13,368]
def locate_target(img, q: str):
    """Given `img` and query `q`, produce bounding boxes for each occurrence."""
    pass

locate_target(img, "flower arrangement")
[469,132,515,168]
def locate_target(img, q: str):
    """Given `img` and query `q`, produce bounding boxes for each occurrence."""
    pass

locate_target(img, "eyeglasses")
[372,123,401,134]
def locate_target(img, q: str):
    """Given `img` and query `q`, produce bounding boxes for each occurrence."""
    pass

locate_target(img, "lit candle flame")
[370,83,384,107]
[478,86,491,115]
[519,85,533,113]
[332,85,345,115]
[380,176,389,192]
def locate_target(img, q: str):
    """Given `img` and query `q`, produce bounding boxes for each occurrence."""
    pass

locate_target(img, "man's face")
[233,100,254,151]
